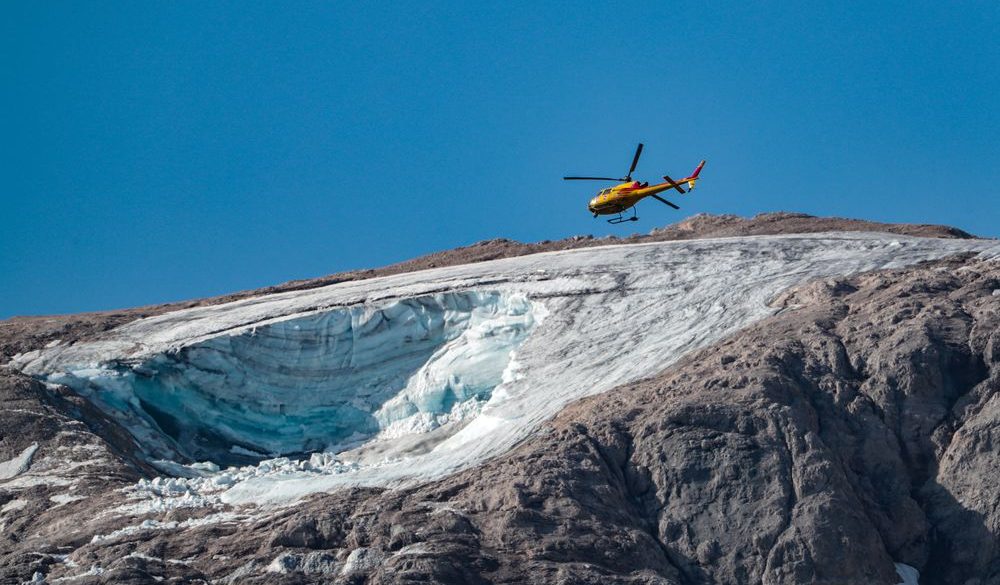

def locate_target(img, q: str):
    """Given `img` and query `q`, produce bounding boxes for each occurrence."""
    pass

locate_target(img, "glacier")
[41,292,540,465]
[11,232,1000,506]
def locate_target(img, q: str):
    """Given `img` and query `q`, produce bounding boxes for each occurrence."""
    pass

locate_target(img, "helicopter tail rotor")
[662,175,687,195]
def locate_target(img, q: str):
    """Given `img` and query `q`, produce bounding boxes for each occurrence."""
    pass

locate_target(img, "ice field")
[12,232,1000,507]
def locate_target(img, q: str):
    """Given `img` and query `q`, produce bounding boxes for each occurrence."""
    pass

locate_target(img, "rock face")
[1,215,998,584]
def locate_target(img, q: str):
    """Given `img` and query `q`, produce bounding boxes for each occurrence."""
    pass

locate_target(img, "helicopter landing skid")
[606,207,638,224]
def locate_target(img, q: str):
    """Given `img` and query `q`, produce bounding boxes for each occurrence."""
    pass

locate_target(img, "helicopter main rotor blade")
[651,194,680,209]
[625,143,644,180]
[563,176,622,181]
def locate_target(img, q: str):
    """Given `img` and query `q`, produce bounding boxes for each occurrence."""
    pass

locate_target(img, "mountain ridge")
[1,213,997,584]
[0,212,978,363]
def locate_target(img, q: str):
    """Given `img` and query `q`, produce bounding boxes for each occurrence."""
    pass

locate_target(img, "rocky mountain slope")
[1,213,997,584]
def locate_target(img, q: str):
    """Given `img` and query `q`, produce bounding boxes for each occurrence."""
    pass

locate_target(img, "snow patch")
[90,512,242,544]
[122,552,190,566]
[51,564,105,582]
[0,443,110,489]
[0,443,38,480]
[394,542,433,556]
[895,562,920,585]
[50,493,87,507]
[1,499,27,514]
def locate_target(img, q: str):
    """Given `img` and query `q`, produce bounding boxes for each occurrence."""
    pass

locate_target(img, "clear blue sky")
[3,2,998,317]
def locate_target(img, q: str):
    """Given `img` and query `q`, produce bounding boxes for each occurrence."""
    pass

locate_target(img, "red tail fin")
[691,160,706,178]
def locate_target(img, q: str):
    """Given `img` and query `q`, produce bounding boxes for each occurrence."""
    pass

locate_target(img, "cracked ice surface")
[13,233,1000,505]
[40,291,539,465]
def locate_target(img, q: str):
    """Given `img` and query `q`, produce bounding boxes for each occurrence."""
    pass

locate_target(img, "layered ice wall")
[45,292,539,465]
[12,233,1000,505]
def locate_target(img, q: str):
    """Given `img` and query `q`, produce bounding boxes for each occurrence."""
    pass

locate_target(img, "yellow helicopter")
[564,143,705,224]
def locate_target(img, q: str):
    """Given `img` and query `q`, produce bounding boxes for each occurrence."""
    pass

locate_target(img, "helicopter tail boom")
[684,160,706,190]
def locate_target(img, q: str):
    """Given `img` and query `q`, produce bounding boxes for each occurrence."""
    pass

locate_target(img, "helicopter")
[564,143,705,224]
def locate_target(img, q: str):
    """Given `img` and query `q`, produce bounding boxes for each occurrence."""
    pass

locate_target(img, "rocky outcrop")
[0,372,156,582]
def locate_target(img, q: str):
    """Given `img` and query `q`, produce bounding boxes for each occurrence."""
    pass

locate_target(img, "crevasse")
[48,291,539,465]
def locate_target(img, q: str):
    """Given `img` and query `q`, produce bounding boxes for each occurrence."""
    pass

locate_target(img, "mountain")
[1,213,997,584]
